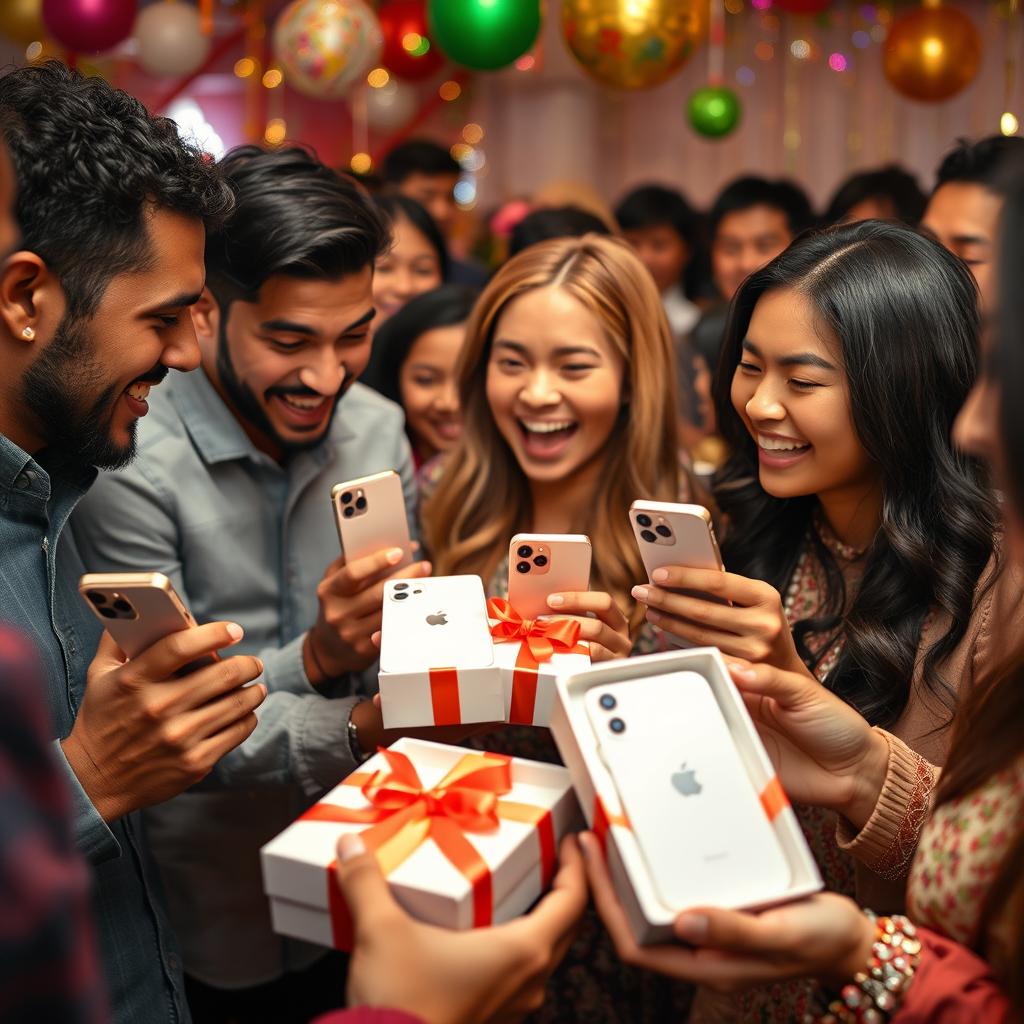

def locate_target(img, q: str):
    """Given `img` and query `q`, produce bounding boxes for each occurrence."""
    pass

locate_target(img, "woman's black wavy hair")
[373,192,450,281]
[712,219,997,728]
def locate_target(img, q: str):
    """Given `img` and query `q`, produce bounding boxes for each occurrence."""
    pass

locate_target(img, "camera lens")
[86,590,107,605]
[355,496,367,510]
[99,606,116,619]
[641,529,657,543]
[343,506,355,518]
[394,582,409,591]
[599,694,617,710]
[533,555,548,567]
[394,592,408,601]
[656,524,672,538]
[113,598,132,613]
[636,514,652,528]
[516,560,531,574]
[341,491,352,504]
[517,545,533,558]
[609,717,626,734]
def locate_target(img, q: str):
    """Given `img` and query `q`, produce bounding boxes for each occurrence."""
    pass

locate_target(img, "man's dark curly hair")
[0,61,233,319]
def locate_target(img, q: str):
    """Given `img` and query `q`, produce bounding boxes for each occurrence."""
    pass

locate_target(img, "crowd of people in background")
[1,58,1023,1024]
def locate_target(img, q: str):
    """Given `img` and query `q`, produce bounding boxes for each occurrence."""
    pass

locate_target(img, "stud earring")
[21,326,35,340]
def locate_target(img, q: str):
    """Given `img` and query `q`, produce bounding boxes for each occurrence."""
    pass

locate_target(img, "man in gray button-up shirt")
[0,64,266,1024]
[73,147,435,1017]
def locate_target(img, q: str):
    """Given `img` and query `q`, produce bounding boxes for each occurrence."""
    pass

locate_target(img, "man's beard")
[21,315,166,471]
[215,318,346,456]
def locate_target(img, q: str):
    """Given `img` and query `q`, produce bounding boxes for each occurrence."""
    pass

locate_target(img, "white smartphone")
[585,671,791,909]
[332,470,412,568]
[507,533,592,620]
[380,575,494,674]
[79,571,216,667]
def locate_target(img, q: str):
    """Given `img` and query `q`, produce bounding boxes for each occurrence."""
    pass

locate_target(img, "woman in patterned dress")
[420,233,701,1022]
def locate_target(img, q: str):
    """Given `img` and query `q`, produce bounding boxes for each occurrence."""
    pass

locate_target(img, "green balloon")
[687,86,742,139]
[428,0,541,71]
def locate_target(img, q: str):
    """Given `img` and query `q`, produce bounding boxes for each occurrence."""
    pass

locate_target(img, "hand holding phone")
[332,471,413,568]
[66,574,266,822]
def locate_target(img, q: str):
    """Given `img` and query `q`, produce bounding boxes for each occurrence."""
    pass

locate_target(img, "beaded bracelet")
[804,911,921,1024]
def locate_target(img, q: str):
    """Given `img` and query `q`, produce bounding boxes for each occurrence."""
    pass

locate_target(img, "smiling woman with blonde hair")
[421,232,699,1024]
[422,232,691,642]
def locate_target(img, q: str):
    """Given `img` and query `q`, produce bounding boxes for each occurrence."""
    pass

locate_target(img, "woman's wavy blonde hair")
[422,233,682,635]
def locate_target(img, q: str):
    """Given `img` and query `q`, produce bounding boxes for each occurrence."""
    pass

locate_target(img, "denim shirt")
[71,369,417,989]
[0,434,190,1024]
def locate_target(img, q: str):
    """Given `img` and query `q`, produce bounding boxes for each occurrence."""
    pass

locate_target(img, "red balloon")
[776,0,830,12]
[43,0,136,54]
[379,0,444,80]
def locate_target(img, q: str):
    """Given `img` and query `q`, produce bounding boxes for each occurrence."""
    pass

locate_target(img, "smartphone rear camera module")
[636,513,652,528]
[641,529,658,543]
[355,496,367,511]
[609,717,626,734]
[599,693,617,710]
[394,582,409,591]
[517,544,533,558]
[85,590,108,606]
[533,555,548,567]
[343,506,355,519]
[393,591,409,601]
[516,560,531,574]
[106,593,138,620]
[340,491,353,505]
[655,524,672,538]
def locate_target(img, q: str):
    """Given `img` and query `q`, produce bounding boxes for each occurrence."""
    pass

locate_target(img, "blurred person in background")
[508,205,611,258]
[824,164,927,226]
[382,139,487,287]
[372,193,447,328]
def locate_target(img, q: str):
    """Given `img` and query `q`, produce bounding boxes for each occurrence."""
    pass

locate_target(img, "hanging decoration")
[775,0,831,13]
[42,0,137,54]
[687,0,740,138]
[882,5,981,103]
[272,0,383,100]
[688,85,741,137]
[365,76,418,129]
[379,0,444,80]
[427,0,541,72]
[562,0,707,91]
[135,1,211,78]
[0,0,46,46]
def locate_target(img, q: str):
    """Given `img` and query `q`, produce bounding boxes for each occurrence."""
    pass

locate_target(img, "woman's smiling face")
[485,285,626,485]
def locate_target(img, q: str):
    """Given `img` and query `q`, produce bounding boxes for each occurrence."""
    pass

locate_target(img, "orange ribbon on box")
[300,747,556,949]
[487,597,589,725]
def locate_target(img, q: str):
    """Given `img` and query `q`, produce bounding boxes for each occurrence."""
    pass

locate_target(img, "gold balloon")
[562,0,707,91]
[883,6,981,103]
[0,0,45,46]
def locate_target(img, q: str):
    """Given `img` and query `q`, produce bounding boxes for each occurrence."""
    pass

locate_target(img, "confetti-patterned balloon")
[273,0,383,100]
[562,0,707,91]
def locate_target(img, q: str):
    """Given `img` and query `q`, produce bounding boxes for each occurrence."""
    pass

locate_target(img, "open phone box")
[550,648,822,945]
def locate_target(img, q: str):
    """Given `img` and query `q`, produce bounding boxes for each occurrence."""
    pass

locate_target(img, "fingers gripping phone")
[585,672,791,909]
[507,533,592,620]
[331,470,412,568]
[79,572,216,667]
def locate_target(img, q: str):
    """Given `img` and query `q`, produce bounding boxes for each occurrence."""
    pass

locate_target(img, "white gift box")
[261,738,581,950]
[378,576,505,729]
[550,649,822,945]
[491,639,591,727]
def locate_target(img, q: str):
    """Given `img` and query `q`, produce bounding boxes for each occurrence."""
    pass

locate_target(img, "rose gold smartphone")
[331,470,412,568]
[78,572,216,666]
[507,533,592,620]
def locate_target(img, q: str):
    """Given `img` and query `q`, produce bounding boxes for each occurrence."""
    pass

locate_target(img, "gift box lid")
[261,737,579,926]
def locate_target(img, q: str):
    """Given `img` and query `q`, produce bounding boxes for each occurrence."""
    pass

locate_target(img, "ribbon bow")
[487,597,588,724]
[487,597,582,663]
[301,748,555,944]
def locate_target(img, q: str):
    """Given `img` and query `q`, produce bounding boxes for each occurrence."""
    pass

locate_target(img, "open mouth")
[517,417,579,459]
[271,391,332,429]
[432,418,462,442]
[123,379,155,415]
[756,431,812,465]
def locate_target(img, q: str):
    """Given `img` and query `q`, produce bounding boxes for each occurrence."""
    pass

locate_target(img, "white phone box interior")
[550,648,823,945]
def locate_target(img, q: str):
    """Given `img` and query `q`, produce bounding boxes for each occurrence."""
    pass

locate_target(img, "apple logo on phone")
[671,762,702,796]
[426,611,448,626]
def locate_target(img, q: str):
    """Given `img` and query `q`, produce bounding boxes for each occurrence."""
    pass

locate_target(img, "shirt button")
[41,536,49,553]
[14,472,31,489]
